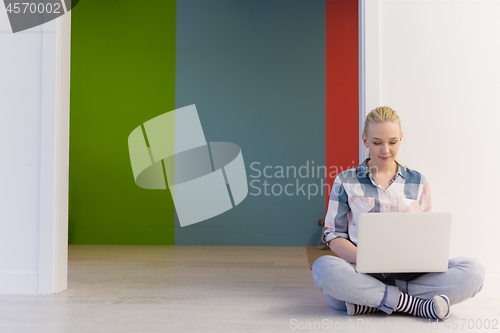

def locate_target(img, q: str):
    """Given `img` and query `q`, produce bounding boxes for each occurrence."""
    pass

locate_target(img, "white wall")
[0,9,70,294]
[0,10,43,294]
[378,0,500,295]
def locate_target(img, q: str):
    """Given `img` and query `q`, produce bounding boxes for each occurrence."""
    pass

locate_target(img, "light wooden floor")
[0,245,498,332]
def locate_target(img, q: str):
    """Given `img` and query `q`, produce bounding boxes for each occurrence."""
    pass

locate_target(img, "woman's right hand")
[328,237,357,264]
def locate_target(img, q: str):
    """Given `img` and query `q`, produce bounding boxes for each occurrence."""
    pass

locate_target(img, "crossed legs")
[311,255,485,316]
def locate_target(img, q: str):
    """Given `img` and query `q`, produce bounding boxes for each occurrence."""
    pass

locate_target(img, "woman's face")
[362,121,403,170]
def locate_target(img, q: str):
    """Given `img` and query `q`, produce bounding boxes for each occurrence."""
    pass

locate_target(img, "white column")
[359,0,380,162]
[38,13,71,294]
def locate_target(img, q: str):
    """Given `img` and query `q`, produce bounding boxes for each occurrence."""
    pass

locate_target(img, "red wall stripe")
[325,0,359,210]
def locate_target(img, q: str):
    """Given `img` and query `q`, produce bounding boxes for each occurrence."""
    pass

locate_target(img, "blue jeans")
[311,255,485,314]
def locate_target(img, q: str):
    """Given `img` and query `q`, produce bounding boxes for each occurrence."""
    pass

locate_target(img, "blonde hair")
[363,106,405,168]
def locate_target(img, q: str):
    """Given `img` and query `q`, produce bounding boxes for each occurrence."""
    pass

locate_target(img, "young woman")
[312,106,485,320]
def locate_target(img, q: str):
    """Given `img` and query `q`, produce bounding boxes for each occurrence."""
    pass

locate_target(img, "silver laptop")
[356,212,451,273]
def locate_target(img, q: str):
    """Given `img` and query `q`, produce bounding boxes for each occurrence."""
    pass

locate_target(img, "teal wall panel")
[175,0,326,245]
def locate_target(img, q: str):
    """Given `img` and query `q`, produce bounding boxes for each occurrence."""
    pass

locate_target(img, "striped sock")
[395,292,450,320]
[345,302,380,316]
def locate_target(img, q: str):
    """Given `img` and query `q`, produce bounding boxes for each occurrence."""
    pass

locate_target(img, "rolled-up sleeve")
[419,178,432,212]
[321,176,350,245]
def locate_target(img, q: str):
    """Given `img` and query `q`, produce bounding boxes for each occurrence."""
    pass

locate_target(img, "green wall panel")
[69,0,177,244]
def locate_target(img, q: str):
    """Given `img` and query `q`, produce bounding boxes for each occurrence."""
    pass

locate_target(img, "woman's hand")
[328,238,357,264]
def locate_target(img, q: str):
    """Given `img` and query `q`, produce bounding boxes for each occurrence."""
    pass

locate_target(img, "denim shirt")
[322,158,432,246]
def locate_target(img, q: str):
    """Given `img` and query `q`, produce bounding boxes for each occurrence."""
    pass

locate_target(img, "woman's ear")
[362,134,367,147]
[400,132,404,141]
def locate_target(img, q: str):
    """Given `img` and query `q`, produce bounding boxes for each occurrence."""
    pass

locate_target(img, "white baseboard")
[0,272,38,294]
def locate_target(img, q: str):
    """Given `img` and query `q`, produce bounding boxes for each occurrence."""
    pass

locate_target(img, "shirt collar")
[357,158,407,179]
